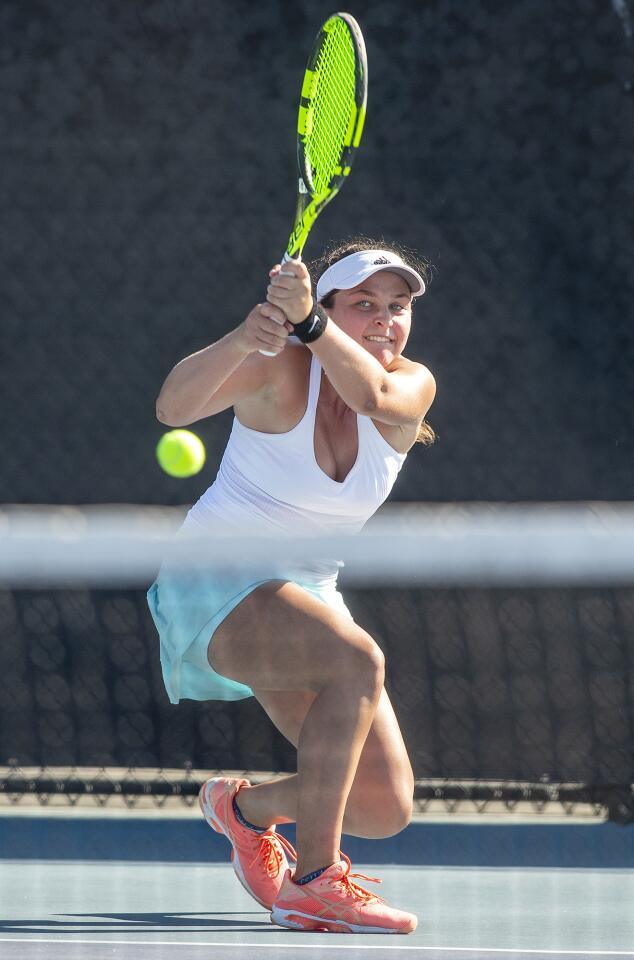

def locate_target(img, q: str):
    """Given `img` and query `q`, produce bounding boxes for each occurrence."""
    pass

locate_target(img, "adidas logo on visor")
[373,257,390,264]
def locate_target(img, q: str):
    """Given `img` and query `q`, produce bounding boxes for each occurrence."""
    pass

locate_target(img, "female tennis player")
[148,238,436,934]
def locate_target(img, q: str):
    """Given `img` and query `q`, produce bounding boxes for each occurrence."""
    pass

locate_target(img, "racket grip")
[258,252,302,357]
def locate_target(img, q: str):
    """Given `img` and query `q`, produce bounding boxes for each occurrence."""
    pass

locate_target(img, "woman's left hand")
[266,260,313,327]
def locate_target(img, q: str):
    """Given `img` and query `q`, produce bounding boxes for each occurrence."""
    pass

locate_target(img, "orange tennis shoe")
[199,777,297,910]
[270,854,417,934]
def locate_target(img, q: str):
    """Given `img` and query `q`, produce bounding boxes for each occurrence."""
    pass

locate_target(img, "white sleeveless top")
[184,355,408,587]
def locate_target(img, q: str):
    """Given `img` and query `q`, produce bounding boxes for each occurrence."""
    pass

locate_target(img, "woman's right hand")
[235,303,294,356]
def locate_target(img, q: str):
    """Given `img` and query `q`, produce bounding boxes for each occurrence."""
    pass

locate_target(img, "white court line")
[0,939,633,956]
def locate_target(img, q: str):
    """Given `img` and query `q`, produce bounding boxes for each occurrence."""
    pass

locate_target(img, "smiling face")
[325,270,413,366]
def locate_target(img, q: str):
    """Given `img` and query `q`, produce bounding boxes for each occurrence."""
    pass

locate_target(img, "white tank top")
[184,354,408,587]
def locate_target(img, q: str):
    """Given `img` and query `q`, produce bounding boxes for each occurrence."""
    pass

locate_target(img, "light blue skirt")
[147,566,352,704]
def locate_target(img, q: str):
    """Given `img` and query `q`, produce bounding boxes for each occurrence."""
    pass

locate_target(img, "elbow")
[156,401,186,427]
[155,400,171,424]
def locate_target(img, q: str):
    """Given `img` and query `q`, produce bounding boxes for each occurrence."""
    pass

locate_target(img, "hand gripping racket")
[260,12,368,355]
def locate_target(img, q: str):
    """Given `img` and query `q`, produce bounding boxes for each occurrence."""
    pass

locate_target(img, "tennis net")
[1,503,633,823]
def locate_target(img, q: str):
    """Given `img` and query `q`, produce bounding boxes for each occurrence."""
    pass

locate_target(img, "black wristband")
[292,301,328,343]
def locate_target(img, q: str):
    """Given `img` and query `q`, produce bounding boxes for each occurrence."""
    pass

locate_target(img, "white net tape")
[1,502,633,586]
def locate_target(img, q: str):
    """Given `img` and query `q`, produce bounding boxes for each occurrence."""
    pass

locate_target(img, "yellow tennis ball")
[156,429,206,478]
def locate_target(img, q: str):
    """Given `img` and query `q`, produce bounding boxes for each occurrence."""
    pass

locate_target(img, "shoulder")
[388,354,433,377]
[387,355,436,400]
[234,342,312,432]
[240,340,310,398]
[369,355,436,445]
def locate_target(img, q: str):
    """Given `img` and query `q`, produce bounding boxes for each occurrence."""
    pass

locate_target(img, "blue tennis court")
[2,813,633,959]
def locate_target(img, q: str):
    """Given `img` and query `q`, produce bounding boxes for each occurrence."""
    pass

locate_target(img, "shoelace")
[249,831,298,879]
[336,851,384,904]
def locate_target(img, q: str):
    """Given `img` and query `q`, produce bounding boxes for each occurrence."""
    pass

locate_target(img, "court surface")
[2,814,634,960]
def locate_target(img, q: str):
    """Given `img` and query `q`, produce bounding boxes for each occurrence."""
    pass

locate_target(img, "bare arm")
[266,262,436,426]
[309,321,436,426]
[156,302,293,426]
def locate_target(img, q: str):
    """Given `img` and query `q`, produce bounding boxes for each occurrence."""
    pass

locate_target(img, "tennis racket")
[260,12,368,355]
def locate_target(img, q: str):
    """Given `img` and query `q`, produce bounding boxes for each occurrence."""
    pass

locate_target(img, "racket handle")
[258,252,302,357]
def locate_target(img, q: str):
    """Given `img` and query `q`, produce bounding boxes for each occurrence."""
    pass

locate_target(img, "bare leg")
[236,774,297,828]
[208,581,385,878]
[293,674,382,873]
[236,687,415,839]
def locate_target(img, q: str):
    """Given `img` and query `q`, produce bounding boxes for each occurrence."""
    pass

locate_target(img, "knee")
[387,779,415,835]
[347,774,415,839]
[381,768,415,837]
[340,632,384,698]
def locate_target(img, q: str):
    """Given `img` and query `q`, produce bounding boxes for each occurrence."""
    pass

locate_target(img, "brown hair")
[309,236,436,446]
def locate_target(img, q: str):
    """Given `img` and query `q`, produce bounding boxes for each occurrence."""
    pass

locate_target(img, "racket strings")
[306,22,357,194]
[311,30,355,179]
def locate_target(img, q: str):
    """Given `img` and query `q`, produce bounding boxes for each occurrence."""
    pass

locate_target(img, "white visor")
[316,249,426,302]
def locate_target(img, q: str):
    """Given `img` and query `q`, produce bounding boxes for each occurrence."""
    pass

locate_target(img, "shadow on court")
[0,911,276,934]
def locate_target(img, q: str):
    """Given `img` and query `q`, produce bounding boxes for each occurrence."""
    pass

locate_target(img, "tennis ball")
[156,429,206,478]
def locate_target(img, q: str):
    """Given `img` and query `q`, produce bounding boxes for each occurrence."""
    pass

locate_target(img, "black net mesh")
[1,585,633,820]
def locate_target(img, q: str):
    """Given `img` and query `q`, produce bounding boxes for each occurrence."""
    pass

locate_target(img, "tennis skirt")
[147,567,353,704]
